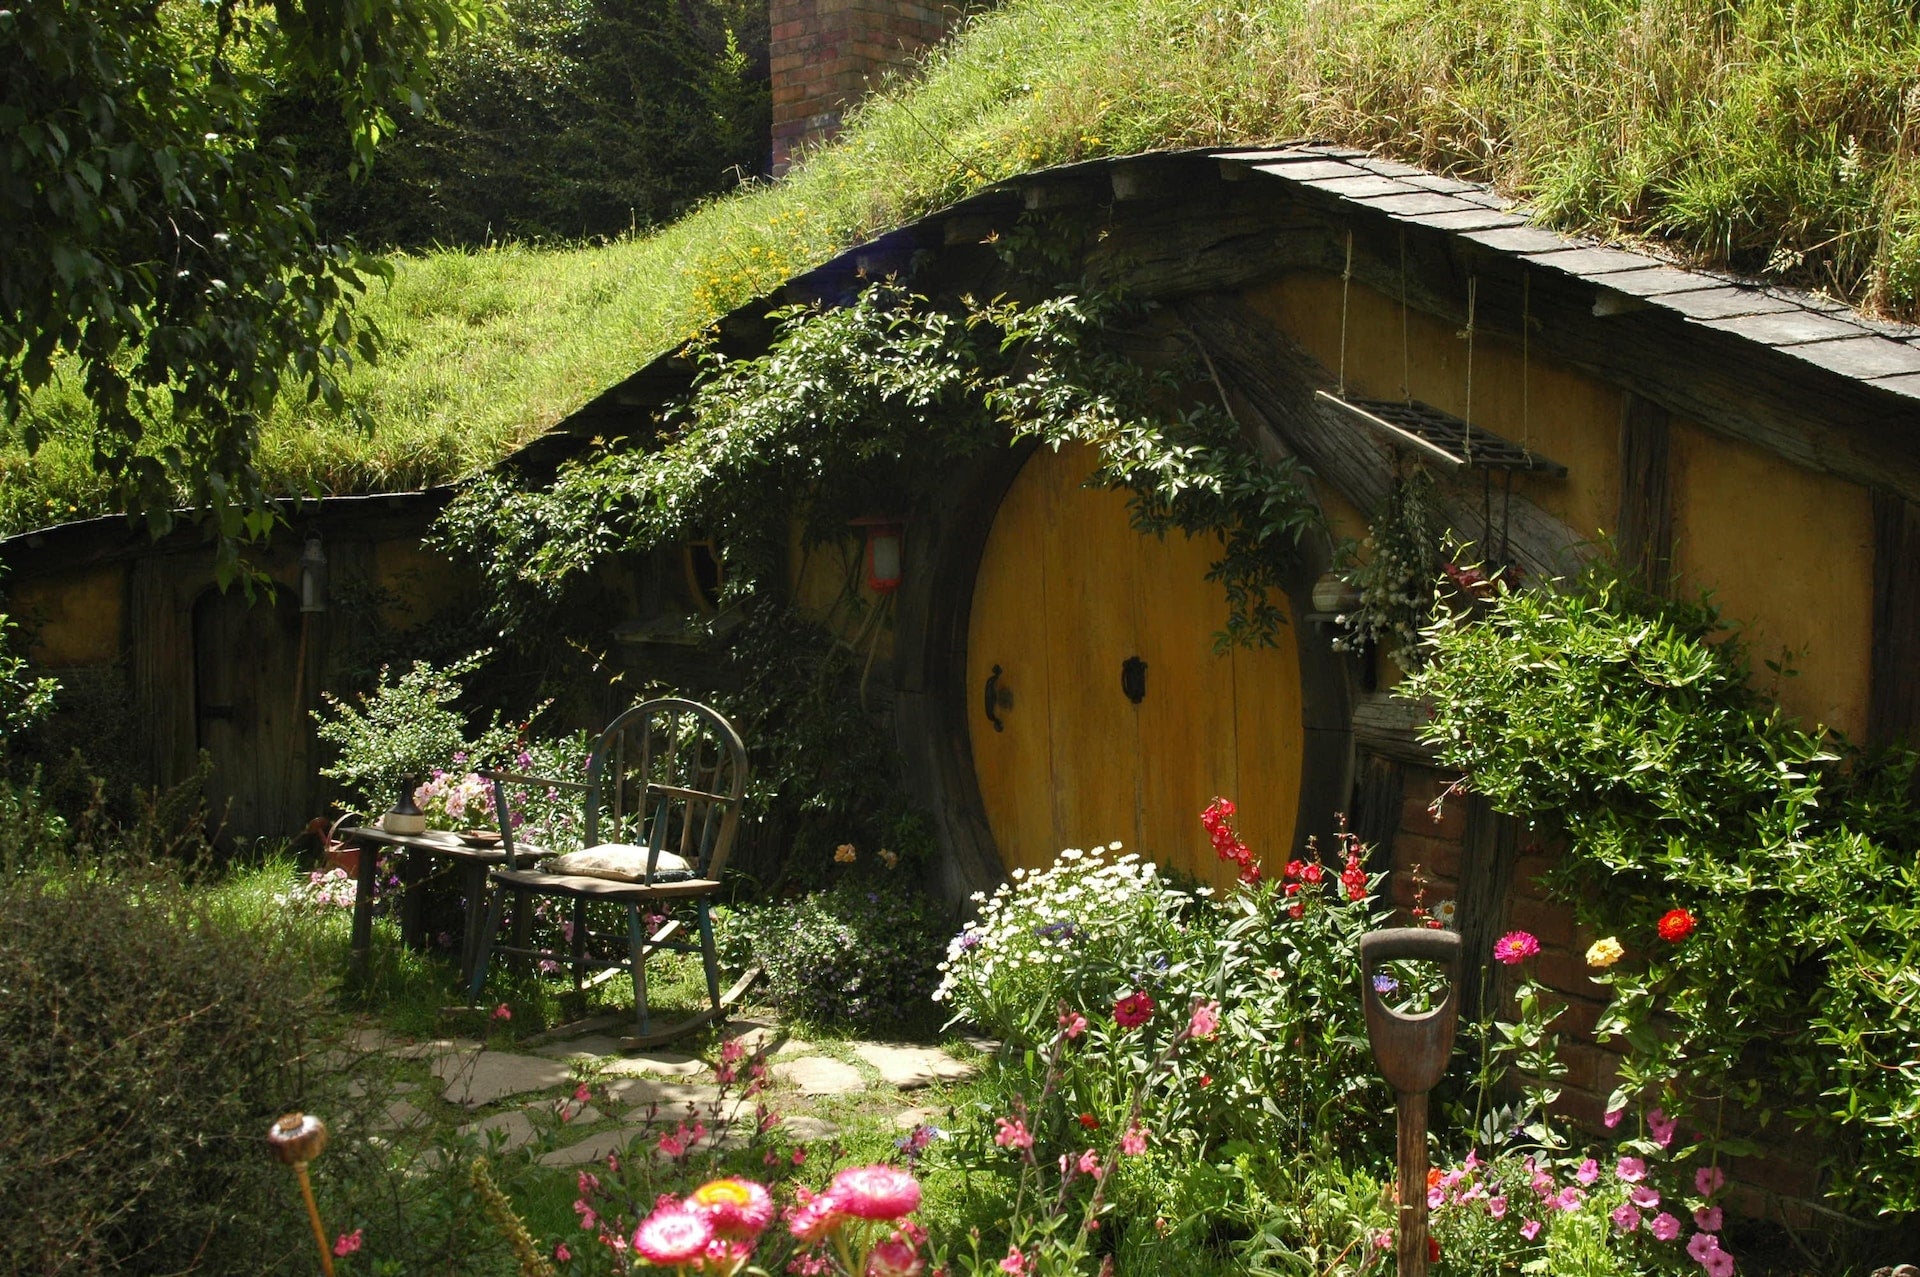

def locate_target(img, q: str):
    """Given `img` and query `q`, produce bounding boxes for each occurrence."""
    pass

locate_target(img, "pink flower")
[492,1003,512,1021]
[1553,1187,1586,1212]
[788,1189,845,1243]
[1688,1231,1726,1264]
[1489,1195,1507,1219]
[868,1236,925,1277]
[632,1205,713,1265]
[1695,1165,1726,1197]
[1648,1108,1678,1148]
[1428,1185,1446,1209]
[1520,1219,1541,1241]
[1604,1106,1626,1129]
[1705,1252,1735,1277]
[1113,990,1156,1028]
[1120,1122,1147,1156]
[333,1229,363,1257]
[573,1083,591,1103]
[1077,1149,1100,1175]
[1059,1010,1089,1040]
[1493,931,1541,964]
[1631,1186,1662,1209]
[1650,1212,1683,1241]
[1188,999,1221,1040]
[1616,1156,1647,1183]
[688,1178,775,1239]
[1612,1203,1642,1233]
[554,1242,572,1262]
[994,1117,1033,1150]
[826,1165,922,1221]
[1576,1158,1599,1185]
[1694,1205,1723,1231]
[999,1245,1029,1275]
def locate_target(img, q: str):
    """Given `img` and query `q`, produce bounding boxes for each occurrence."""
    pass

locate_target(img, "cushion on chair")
[540,843,695,883]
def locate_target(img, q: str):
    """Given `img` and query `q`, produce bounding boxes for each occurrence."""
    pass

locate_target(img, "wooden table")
[341,826,507,985]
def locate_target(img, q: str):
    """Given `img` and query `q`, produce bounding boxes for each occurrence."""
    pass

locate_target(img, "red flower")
[1078,1112,1100,1130]
[1428,1237,1441,1262]
[1287,903,1304,919]
[1113,990,1156,1028]
[1657,908,1696,943]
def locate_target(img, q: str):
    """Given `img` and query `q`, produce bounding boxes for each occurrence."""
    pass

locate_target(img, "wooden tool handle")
[1397,1089,1430,1277]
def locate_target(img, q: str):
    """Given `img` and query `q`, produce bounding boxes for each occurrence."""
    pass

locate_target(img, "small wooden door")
[966,445,1305,889]
[193,585,311,839]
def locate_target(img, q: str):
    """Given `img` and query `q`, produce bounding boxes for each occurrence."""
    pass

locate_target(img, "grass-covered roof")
[6,0,1918,536]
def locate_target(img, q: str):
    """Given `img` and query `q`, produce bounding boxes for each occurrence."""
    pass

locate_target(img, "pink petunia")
[1554,1187,1586,1212]
[1612,1203,1642,1233]
[1489,1195,1508,1219]
[1576,1158,1599,1185]
[1632,1186,1662,1208]
[1520,1219,1542,1241]
[1694,1205,1723,1231]
[1650,1212,1683,1242]
[1616,1156,1647,1183]
[1648,1107,1678,1148]
[1696,1165,1726,1197]
[1687,1232,1724,1263]
[1604,1106,1626,1129]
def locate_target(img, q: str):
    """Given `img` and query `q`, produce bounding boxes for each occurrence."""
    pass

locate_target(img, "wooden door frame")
[889,437,1355,903]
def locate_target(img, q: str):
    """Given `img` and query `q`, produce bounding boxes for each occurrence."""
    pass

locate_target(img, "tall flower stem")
[294,1163,336,1277]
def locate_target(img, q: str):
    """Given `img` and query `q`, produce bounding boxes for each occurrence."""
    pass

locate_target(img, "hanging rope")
[1462,275,1478,463]
[1399,229,1411,404]
[1338,230,1354,396]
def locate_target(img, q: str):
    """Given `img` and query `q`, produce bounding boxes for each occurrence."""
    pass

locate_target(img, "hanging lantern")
[849,516,906,594]
[299,534,329,614]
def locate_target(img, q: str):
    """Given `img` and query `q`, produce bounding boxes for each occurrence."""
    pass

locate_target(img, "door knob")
[1121,655,1147,705]
[984,665,1013,731]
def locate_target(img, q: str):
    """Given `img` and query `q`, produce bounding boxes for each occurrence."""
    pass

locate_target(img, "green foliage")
[0,801,323,1272]
[1332,465,1446,665]
[0,0,481,566]
[440,283,1318,648]
[1404,562,1920,1213]
[0,604,57,753]
[288,0,770,249]
[313,651,519,815]
[729,876,949,1033]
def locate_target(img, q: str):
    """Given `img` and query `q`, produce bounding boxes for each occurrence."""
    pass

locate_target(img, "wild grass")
[5,0,1917,535]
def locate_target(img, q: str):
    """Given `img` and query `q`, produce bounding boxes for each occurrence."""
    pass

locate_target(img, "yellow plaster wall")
[1669,418,1873,736]
[10,564,125,667]
[1246,272,1621,546]
[371,541,473,633]
[1241,270,1875,736]
[788,523,896,660]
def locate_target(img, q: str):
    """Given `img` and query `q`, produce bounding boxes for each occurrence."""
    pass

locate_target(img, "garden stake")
[267,1113,336,1277]
[1359,928,1462,1277]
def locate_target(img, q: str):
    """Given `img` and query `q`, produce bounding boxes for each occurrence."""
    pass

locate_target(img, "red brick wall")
[770,1,957,173]
[1382,762,1830,1222]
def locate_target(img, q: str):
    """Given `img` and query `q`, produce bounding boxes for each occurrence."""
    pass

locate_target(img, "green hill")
[6,0,1917,536]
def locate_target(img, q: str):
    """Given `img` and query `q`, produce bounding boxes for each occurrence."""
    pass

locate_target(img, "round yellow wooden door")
[966,444,1305,889]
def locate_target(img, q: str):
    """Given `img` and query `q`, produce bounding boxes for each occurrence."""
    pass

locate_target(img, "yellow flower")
[1586,936,1625,969]
[878,848,899,870]
[834,843,857,864]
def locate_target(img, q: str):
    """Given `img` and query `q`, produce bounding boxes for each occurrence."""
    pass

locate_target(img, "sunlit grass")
[6,0,1917,535]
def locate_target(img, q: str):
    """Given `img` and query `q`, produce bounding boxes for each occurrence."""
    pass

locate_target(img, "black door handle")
[1121,656,1147,705]
[984,665,1012,731]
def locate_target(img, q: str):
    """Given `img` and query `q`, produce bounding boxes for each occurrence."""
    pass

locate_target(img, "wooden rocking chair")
[467,698,748,1046]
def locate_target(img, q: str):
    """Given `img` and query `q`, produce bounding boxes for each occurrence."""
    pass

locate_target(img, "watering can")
[1360,927,1463,1277]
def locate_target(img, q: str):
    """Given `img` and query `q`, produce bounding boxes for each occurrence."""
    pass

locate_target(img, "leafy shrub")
[314,651,519,816]
[1404,563,1920,1212]
[933,843,1212,1047]
[0,598,57,756]
[731,878,948,1033]
[0,860,322,1272]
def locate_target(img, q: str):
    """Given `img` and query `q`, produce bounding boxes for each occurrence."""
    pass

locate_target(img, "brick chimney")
[770,1,957,174]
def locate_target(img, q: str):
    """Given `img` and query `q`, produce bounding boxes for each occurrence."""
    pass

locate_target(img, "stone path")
[352,1014,981,1173]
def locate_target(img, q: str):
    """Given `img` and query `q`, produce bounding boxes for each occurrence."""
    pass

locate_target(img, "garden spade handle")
[1360,928,1463,1277]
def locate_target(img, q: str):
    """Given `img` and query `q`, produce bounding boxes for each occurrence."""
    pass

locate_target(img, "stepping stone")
[851,1043,978,1090]
[392,1037,481,1062]
[435,1051,574,1108]
[723,1018,788,1054]
[540,1099,605,1126]
[599,1051,707,1078]
[782,1115,841,1143]
[374,1098,430,1133]
[460,1110,539,1154]
[772,1057,865,1096]
[894,1107,940,1131]
[347,1027,403,1054]
[539,1127,645,1168]
[342,1078,419,1099]
[605,1077,723,1111]
[532,1035,628,1061]
[961,1035,1001,1056]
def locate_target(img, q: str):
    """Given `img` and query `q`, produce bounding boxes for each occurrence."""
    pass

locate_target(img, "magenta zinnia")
[1113,990,1156,1028]
[1492,931,1541,964]
[825,1164,922,1221]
